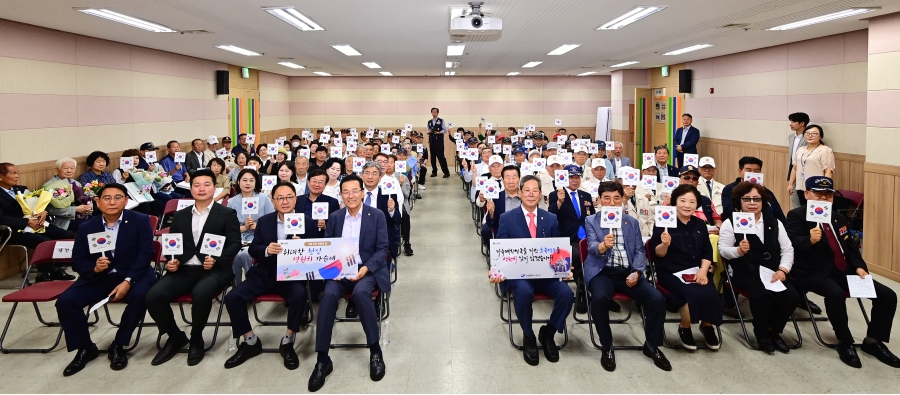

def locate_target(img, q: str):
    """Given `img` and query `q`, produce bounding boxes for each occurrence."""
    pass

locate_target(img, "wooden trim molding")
[864,162,900,176]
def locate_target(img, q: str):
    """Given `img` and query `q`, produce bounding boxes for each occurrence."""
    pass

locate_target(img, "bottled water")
[227,337,238,353]
[381,320,390,346]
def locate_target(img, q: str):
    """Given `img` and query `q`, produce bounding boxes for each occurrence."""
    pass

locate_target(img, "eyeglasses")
[740,197,763,203]
[812,191,834,198]
[805,132,820,136]
[274,195,296,203]
[681,176,699,181]
[100,195,126,202]
[342,189,362,195]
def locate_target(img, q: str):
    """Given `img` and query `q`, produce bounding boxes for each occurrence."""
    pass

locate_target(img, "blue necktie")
[365,191,372,207]
[571,191,586,239]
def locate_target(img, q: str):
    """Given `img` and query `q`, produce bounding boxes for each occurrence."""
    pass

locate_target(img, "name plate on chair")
[277,238,360,281]
[489,237,572,280]
[52,241,75,259]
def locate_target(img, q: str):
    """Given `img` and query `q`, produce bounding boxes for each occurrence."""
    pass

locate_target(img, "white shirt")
[342,208,363,240]
[364,185,396,216]
[566,187,581,213]
[680,126,690,145]
[194,151,205,166]
[184,204,212,266]
[718,216,794,271]
[790,133,803,165]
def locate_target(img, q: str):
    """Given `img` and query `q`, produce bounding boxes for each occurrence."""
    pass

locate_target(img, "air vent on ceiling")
[180,29,212,34]
[720,23,751,29]
[278,57,294,60]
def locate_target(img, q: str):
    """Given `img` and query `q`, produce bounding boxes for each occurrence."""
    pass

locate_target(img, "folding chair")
[720,262,802,350]
[499,289,569,351]
[104,241,161,329]
[154,288,229,353]
[148,215,159,235]
[390,255,398,284]
[330,289,388,349]
[806,291,869,348]
[153,198,187,237]
[0,225,30,289]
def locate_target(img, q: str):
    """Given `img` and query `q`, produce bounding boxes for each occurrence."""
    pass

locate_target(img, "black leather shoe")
[798,300,822,315]
[642,344,672,371]
[308,360,333,392]
[523,335,539,366]
[403,244,414,256]
[861,341,900,368]
[187,341,205,366]
[600,348,616,372]
[442,174,450,178]
[369,353,386,381]
[837,343,862,368]
[345,301,357,319]
[151,335,189,366]
[771,333,790,354]
[281,343,300,370]
[108,343,128,371]
[224,340,262,369]
[50,268,76,281]
[756,336,775,354]
[723,307,740,319]
[34,272,52,283]
[300,308,312,326]
[429,173,437,178]
[608,301,621,313]
[63,344,98,376]
[538,325,560,363]
[678,327,697,350]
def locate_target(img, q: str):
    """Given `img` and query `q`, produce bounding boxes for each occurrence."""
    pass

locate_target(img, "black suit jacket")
[185,151,205,174]
[364,188,402,255]
[547,188,596,242]
[72,210,156,283]
[785,207,867,286]
[248,211,319,271]
[169,203,242,281]
[0,185,30,230]
[296,193,341,238]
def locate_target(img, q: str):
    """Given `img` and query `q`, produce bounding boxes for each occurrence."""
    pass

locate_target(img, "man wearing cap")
[137,142,159,171]
[676,165,722,231]
[531,133,546,156]
[579,158,610,196]
[539,155,563,205]
[203,136,220,165]
[512,147,528,167]
[221,136,234,156]
[572,146,592,176]
[609,142,631,176]
[427,107,451,178]
[549,164,596,314]
[785,176,899,369]
[697,157,725,215]
[634,163,662,237]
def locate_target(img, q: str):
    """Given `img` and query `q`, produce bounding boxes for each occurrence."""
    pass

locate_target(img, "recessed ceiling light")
[507,72,520,76]
[663,44,713,56]
[610,61,640,67]
[362,62,381,69]
[380,71,393,76]
[332,45,362,56]
[263,7,324,31]
[313,71,332,76]
[522,61,543,68]
[447,44,465,57]
[598,6,666,30]
[445,61,454,68]
[767,8,879,30]
[547,44,581,56]
[278,62,305,69]
[445,71,456,76]
[577,71,597,76]
[75,8,175,32]
[216,45,261,56]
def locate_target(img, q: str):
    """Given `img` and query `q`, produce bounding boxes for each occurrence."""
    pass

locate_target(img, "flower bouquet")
[128,169,158,200]
[45,180,75,209]
[15,189,51,233]
[84,180,105,198]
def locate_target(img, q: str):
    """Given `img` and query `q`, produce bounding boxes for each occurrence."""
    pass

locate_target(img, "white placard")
[119,157,134,170]
[524,139,534,149]
[330,146,342,158]
[378,131,386,138]
[320,134,331,143]
[299,149,310,159]
[655,206,677,228]
[87,232,116,254]
[683,154,699,167]
[144,152,157,163]
[493,144,501,154]
[312,202,330,220]
[405,124,413,132]
[483,180,500,199]
[486,122,493,130]
[847,275,877,298]
[557,135,567,144]
[502,145,511,155]
[559,153,573,165]
[380,178,400,195]
[588,143,599,154]
[366,131,374,139]
[267,145,278,156]
[475,176,488,191]
[333,138,342,147]
[52,241,74,259]
[324,125,331,132]
[262,175,277,191]
[641,175,657,191]
[417,144,424,152]
[245,135,255,145]
[661,176,679,193]
[283,213,305,235]
[554,119,562,126]
[347,141,357,152]
[241,197,260,215]
[605,141,615,151]
[400,130,407,137]
[487,136,496,144]
[381,143,391,154]
[533,158,545,170]
[760,267,787,292]
[454,132,462,141]
[368,127,375,132]
[527,125,536,132]
[744,172,764,185]
[395,161,407,173]
[588,182,600,198]
[732,212,756,234]
[555,170,569,188]
[176,199,194,211]
[521,162,533,173]
[216,148,228,158]
[199,234,226,257]
[621,168,640,186]
[489,237,572,280]
[161,233,184,256]
[174,152,186,163]
[806,201,832,223]
[642,153,654,165]
[352,157,365,173]
[599,206,623,229]
[392,135,400,144]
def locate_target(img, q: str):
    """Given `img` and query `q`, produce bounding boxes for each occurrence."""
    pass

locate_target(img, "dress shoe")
[308,360,333,392]
[522,335,539,366]
[770,333,790,354]
[369,352,386,381]
[600,348,616,372]
[723,306,740,319]
[50,268,76,281]
[300,308,312,326]
[756,336,775,354]
[281,343,300,370]
[224,340,262,369]
[345,301,358,319]
[798,300,822,315]
[187,341,205,366]
[403,244,414,256]
[442,174,450,178]
[151,335,189,366]
[415,193,423,199]
[63,344,98,376]
[107,343,128,371]
[700,325,720,350]
[861,341,900,368]
[678,327,697,350]
[837,343,862,368]
[642,344,672,371]
[429,173,437,178]
[538,325,560,363]
[608,301,621,313]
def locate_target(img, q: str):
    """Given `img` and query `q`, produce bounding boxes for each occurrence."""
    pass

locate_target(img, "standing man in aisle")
[427,107,450,178]
[673,114,699,168]
[786,112,809,209]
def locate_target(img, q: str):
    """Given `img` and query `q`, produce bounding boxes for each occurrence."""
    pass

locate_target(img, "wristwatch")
[124,277,134,285]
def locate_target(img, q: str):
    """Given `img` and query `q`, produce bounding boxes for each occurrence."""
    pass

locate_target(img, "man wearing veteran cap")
[677,165,722,232]
[549,164,596,314]
[633,161,662,237]
[785,176,900,369]
[697,157,725,215]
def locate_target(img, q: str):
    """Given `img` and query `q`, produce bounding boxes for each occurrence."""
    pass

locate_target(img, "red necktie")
[822,223,847,272]
[527,213,537,238]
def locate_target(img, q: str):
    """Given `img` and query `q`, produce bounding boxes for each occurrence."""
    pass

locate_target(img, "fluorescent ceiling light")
[313,71,332,76]
[216,45,261,56]
[332,45,361,56]
[76,8,175,32]
[447,44,465,57]
[507,72,520,76]
[445,61,454,68]
[547,44,581,56]
[362,62,381,69]
[445,71,456,76]
[663,44,713,55]
[610,61,640,67]
[577,71,597,76]
[522,61,543,68]
[767,8,878,31]
[598,6,666,30]
[278,62,305,69]
[264,7,324,31]
[380,71,393,76]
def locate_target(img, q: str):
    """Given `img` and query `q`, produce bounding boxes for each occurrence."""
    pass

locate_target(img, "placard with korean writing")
[312,202,329,220]
[262,176,277,191]
[144,152,157,163]
[600,206,623,229]
[277,238,360,280]
[490,237,572,280]
[744,172,764,185]
[52,240,75,259]
[641,175,657,190]
[807,201,832,223]
[176,199,195,211]
[161,233,183,256]
[174,152,186,163]
[120,157,134,170]
[732,212,756,234]
[199,234,226,257]
[555,170,569,188]
[655,206,677,228]
[88,232,116,254]
[683,154,699,167]
[283,213,305,235]
[241,197,259,215]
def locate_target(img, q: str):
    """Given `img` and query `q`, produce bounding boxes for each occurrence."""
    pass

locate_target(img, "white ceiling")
[0,0,895,77]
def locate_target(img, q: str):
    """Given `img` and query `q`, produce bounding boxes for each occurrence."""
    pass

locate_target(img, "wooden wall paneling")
[862,163,900,281]
[227,64,259,90]
[649,64,686,90]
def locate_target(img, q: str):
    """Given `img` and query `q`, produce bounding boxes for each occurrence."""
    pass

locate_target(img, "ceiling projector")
[450,2,501,36]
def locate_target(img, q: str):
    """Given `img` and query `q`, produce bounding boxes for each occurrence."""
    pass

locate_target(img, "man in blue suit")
[309,174,390,392]
[481,165,521,247]
[583,182,670,372]
[489,175,574,367]
[223,182,318,371]
[673,113,700,168]
[295,169,341,238]
[361,161,401,258]
[56,183,157,376]
[549,164,596,314]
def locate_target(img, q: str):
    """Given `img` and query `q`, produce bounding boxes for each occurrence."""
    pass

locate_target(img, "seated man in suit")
[609,142,631,175]
[369,156,402,258]
[296,169,341,238]
[785,176,899,369]
[55,183,157,376]
[145,169,242,366]
[548,165,596,315]
[481,165,521,248]
[652,146,679,183]
[309,175,391,392]
[583,182,669,372]
[185,139,207,174]
[488,175,574,366]
[223,181,317,370]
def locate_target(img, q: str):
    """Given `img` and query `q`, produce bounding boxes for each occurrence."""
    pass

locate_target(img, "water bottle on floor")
[382,320,390,346]
[227,337,238,353]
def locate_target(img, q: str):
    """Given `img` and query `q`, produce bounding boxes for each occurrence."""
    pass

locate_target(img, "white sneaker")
[419,185,426,190]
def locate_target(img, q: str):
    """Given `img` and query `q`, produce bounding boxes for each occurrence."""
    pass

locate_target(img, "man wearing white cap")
[579,158,610,196]
[475,155,505,209]
[573,145,591,176]
[697,157,725,215]
[633,162,662,237]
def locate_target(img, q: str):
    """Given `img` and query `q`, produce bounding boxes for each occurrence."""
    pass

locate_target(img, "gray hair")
[519,175,541,192]
[55,158,76,169]
[295,156,309,164]
[362,161,383,175]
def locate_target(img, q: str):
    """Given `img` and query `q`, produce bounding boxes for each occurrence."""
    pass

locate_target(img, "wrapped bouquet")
[15,189,51,233]
[83,180,105,198]
[129,169,160,200]
[45,180,75,209]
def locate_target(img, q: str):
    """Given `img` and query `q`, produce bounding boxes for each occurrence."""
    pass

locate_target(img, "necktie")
[571,191,586,239]
[365,191,372,207]
[706,180,713,195]
[527,212,537,238]
[822,223,848,272]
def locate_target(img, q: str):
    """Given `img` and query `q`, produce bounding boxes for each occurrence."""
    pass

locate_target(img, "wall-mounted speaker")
[216,70,229,95]
[678,69,692,93]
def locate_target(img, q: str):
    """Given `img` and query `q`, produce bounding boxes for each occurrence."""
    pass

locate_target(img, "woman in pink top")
[787,124,835,208]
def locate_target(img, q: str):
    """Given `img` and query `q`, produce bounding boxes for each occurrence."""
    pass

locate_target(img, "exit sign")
[661,66,669,77]
[241,67,250,78]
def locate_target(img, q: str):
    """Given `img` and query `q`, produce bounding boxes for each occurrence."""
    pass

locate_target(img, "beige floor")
[0,176,898,393]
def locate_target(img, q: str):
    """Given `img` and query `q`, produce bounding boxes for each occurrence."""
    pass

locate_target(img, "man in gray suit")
[609,142,632,176]
[787,112,809,209]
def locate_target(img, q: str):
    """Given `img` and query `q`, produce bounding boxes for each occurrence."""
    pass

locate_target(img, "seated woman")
[321,158,345,206]
[113,149,178,218]
[255,144,272,175]
[718,182,798,354]
[273,161,302,195]
[226,169,275,286]
[228,152,250,183]
[78,151,117,186]
[208,158,232,203]
[271,149,289,176]
[43,158,93,231]
[650,184,723,351]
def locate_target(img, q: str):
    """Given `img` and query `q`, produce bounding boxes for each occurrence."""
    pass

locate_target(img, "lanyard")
[800,145,819,172]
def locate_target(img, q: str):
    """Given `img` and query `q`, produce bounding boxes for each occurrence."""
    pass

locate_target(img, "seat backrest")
[152,240,162,265]
[163,199,186,217]
[578,238,588,260]
[836,189,864,208]
[30,239,75,267]
[148,215,159,232]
